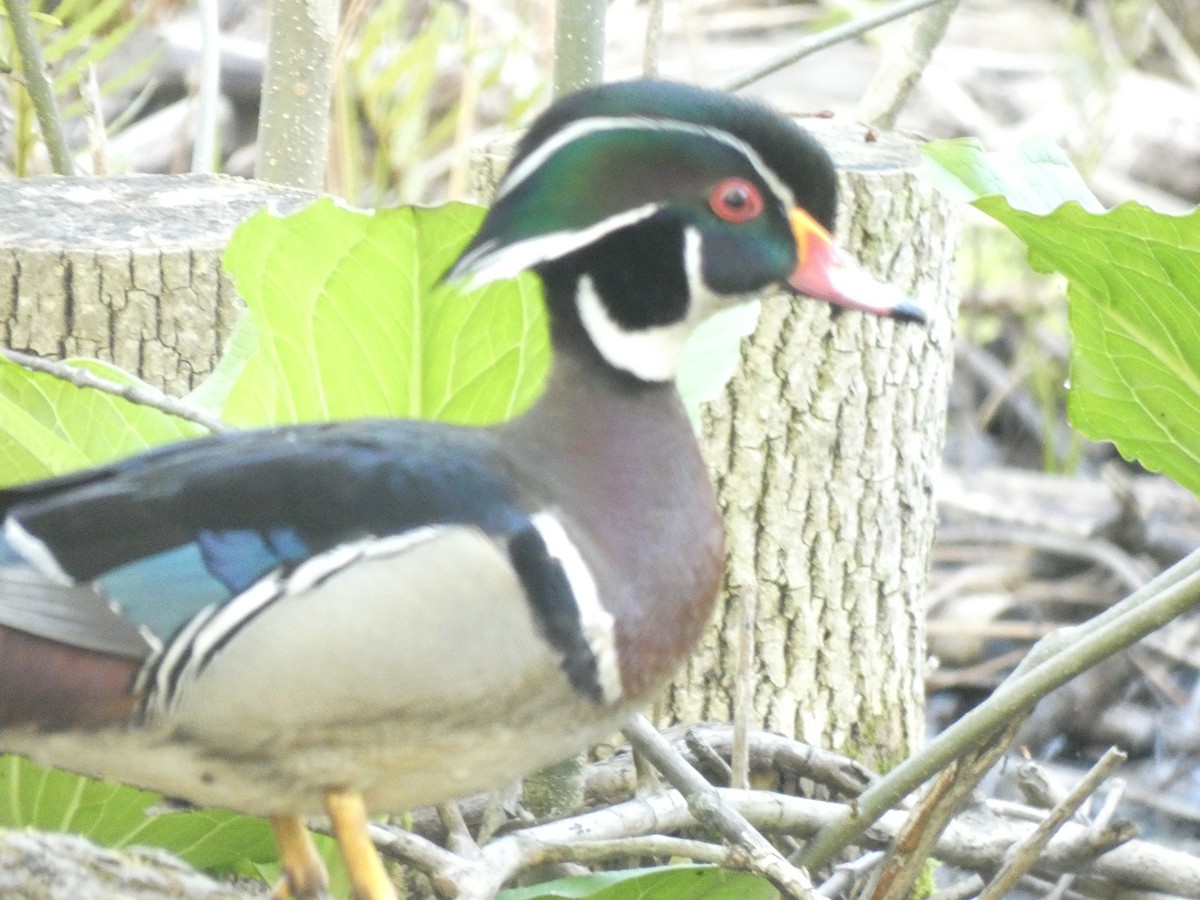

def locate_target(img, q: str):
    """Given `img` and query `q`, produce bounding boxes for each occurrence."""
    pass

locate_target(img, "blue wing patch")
[97,528,312,640]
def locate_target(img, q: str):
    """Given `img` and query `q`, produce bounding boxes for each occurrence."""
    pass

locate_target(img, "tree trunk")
[0,174,313,394]
[662,122,960,773]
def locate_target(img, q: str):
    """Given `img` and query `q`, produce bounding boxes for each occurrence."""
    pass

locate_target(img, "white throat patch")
[575,228,727,383]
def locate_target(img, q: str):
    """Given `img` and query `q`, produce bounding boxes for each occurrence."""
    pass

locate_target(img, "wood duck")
[0,80,922,899]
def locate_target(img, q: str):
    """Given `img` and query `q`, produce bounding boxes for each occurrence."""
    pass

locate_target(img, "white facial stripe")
[577,229,748,382]
[577,277,690,383]
[530,511,622,705]
[453,203,661,288]
[498,115,798,212]
[3,518,73,585]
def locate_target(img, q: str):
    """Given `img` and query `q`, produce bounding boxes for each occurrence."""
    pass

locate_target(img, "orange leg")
[326,789,398,900]
[270,814,330,900]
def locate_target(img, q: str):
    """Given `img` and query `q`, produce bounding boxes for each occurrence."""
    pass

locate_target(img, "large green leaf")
[0,756,281,875]
[921,136,1102,214]
[219,198,549,427]
[923,136,1200,495]
[975,199,1200,495]
[0,357,200,486]
[497,865,777,900]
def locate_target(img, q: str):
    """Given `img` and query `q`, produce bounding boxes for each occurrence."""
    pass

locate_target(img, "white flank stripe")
[184,575,285,676]
[530,511,622,705]
[3,518,73,585]
[142,602,218,711]
[360,526,444,561]
[157,528,447,709]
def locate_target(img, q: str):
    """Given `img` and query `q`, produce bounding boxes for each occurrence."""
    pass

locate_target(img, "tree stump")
[0,174,313,395]
[0,173,314,900]
[662,121,960,774]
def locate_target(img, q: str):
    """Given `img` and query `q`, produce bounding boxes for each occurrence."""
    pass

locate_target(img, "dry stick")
[0,348,231,434]
[976,747,1128,900]
[82,65,109,176]
[191,0,221,173]
[437,801,479,859]
[731,584,756,789]
[1044,777,1128,900]
[799,548,1200,872]
[866,718,1024,900]
[857,0,961,129]
[816,850,885,898]
[719,0,949,93]
[3,0,74,174]
[622,714,815,899]
[684,728,733,785]
[366,823,465,898]
[642,0,665,78]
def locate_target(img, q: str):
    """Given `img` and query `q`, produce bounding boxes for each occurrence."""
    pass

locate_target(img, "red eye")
[709,177,764,223]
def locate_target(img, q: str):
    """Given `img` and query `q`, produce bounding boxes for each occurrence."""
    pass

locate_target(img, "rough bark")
[662,121,960,773]
[0,173,316,899]
[0,174,314,394]
[0,829,264,900]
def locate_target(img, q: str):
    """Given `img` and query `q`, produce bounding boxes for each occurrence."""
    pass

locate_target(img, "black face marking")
[507,524,604,704]
[552,214,689,332]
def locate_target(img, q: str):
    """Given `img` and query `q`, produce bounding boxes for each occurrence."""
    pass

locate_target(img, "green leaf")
[497,865,778,900]
[0,357,200,484]
[677,302,760,429]
[975,198,1200,496]
[184,313,259,413]
[921,136,1103,214]
[219,199,549,427]
[0,755,351,890]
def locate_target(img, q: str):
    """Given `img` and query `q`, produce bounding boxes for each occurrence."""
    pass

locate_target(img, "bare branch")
[977,747,1127,900]
[857,0,960,129]
[719,0,951,93]
[622,715,814,898]
[0,348,231,435]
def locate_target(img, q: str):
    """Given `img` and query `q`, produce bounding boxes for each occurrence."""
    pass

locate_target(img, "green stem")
[553,0,604,97]
[800,547,1200,871]
[256,0,337,190]
[3,0,74,175]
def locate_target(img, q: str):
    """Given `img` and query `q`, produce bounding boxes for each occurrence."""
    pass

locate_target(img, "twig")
[81,65,109,176]
[732,585,756,789]
[2,0,74,175]
[816,850,885,897]
[642,0,665,78]
[866,718,1023,900]
[1044,777,1127,900]
[191,0,222,173]
[525,834,742,868]
[684,728,733,785]
[437,801,479,858]
[799,547,1200,872]
[857,0,960,129]
[1148,0,1200,89]
[0,348,231,435]
[976,747,1127,899]
[622,714,815,898]
[938,522,1153,594]
[719,0,949,93]
[446,0,482,201]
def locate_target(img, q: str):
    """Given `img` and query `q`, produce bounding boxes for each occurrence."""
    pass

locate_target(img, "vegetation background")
[1,0,1199,897]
